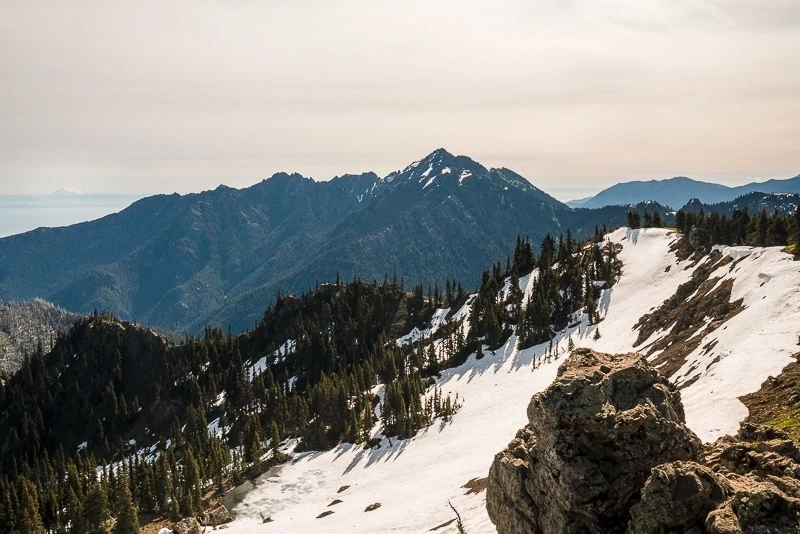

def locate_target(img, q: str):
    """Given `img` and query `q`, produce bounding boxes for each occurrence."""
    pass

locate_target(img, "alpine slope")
[223,227,800,533]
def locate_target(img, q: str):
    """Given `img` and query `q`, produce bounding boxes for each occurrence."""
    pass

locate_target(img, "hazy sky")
[2,0,799,200]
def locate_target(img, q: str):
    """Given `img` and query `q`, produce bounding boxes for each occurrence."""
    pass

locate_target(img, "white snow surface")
[223,227,800,533]
[247,340,296,377]
[224,336,565,534]
[586,229,799,442]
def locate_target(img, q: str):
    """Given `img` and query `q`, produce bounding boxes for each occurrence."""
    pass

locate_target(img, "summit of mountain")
[0,150,656,333]
[380,148,565,207]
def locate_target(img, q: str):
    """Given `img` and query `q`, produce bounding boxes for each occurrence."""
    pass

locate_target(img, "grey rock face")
[628,461,731,533]
[487,348,702,534]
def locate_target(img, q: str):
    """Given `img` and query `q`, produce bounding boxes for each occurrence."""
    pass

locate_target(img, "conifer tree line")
[0,230,620,533]
[626,208,665,229]
[676,204,800,254]
[467,230,620,354]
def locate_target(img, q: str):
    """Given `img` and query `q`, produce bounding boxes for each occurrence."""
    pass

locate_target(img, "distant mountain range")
[0,189,144,208]
[569,174,800,209]
[679,191,800,216]
[0,190,146,238]
[0,149,666,333]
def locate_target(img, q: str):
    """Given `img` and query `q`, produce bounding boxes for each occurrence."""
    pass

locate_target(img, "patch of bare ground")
[462,477,487,495]
[669,234,694,263]
[633,252,744,384]
[139,515,172,534]
[741,353,800,441]
[317,510,334,519]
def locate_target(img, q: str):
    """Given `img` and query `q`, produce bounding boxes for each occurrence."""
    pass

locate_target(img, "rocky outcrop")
[631,423,800,533]
[171,517,201,534]
[487,348,800,534]
[201,503,232,526]
[628,461,731,532]
[487,348,702,533]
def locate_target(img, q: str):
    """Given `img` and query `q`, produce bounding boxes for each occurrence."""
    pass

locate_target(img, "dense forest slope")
[0,229,622,533]
[0,299,78,375]
[679,191,800,216]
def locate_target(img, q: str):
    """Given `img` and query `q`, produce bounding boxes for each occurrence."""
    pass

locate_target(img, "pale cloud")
[0,0,798,199]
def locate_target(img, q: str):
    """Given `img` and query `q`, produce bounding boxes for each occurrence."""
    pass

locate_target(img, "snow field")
[223,227,800,532]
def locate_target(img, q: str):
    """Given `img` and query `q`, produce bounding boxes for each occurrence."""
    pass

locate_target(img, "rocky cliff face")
[486,348,800,533]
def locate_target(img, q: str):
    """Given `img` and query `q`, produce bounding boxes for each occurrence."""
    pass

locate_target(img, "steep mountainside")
[0,299,79,375]
[0,149,655,333]
[0,172,377,332]
[578,174,800,209]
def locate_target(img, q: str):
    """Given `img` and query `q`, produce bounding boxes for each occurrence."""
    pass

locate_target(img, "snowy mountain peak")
[52,186,88,196]
[383,149,487,188]
[424,147,456,161]
[376,149,567,208]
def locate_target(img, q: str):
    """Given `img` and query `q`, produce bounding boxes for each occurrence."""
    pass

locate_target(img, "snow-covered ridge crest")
[222,227,800,533]
[590,228,799,443]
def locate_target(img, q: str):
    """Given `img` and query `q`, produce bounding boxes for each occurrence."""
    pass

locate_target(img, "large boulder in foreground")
[487,348,800,533]
[486,348,702,534]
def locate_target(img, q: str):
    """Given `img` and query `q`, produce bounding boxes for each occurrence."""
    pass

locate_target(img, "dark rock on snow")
[171,517,201,534]
[487,348,800,533]
[200,503,232,526]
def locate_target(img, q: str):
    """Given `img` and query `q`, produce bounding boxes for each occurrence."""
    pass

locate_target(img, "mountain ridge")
[573,173,800,209]
[0,149,654,333]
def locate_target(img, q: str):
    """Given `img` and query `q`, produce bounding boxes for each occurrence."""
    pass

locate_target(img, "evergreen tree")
[84,480,109,534]
[18,477,44,534]
[794,203,800,250]
[270,420,282,459]
[115,477,139,534]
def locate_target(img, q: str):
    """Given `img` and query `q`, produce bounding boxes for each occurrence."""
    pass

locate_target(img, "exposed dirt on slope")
[669,234,695,262]
[741,353,800,441]
[462,477,488,495]
[633,252,744,384]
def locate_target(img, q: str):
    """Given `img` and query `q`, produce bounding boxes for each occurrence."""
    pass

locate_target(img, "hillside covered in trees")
[676,202,800,255]
[0,299,79,376]
[0,229,620,532]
